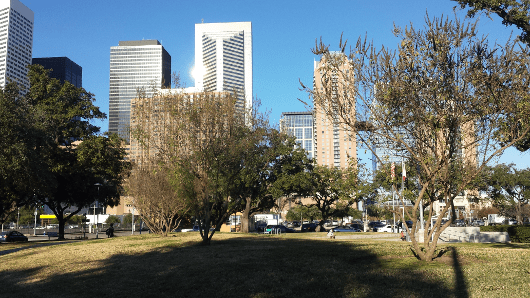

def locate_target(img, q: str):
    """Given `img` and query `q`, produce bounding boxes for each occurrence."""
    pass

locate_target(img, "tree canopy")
[454,0,530,151]
[454,0,530,44]
[303,13,530,261]
[1,65,129,239]
[479,164,530,223]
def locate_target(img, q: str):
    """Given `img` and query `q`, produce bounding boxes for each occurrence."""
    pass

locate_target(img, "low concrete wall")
[439,227,510,243]
[478,232,510,243]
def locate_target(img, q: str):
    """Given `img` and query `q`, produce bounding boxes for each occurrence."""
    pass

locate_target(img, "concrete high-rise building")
[32,57,82,88]
[0,0,33,91]
[313,53,356,169]
[194,22,252,116]
[280,111,314,159]
[108,40,171,142]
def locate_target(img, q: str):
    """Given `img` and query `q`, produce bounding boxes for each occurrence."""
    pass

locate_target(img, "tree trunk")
[516,201,522,225]
[57,215,66,240]
[240,197,252,233]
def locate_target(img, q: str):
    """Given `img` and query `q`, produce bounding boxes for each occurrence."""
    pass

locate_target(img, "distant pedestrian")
[327,228,335,239]
[105,223,114,238]
[400,231,406,241]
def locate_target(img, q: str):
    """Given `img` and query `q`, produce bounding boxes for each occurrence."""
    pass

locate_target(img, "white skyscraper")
[108,40,171,142]
[0,0,33,91]
[195,22,252,115]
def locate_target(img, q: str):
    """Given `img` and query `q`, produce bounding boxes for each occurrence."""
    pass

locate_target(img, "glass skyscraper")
[280,111,314,159]
[108,40,171,142]
[0,0,33,92]
[32,57,82,88]
[195,22,252,116]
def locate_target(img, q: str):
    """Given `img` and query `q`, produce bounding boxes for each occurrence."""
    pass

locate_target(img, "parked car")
[349,223,363,230]
[333,226,362,233]
[374,224,397,233]
[300,223,317,232]
[370,222,386,231]
[471,220,485,227]
[181,226,200,232]
[0,231,28,242]
[508,219,517,225]
[454,219,465,227]
[256,222,268,232]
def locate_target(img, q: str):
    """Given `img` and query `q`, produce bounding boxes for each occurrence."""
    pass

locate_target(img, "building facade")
[32,57,82,88]
[0,0,33,91]
[280,111,314,159]
[195,22,252,117]
[313,53,356,169]
[108,40,171,142]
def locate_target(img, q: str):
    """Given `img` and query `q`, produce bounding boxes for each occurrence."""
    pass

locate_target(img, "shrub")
[480,225,530,243]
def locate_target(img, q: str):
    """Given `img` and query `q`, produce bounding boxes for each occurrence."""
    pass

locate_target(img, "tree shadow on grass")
[0,236,468,298]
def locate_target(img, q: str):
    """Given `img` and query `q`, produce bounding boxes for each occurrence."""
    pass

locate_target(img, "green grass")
[1,232,529,298]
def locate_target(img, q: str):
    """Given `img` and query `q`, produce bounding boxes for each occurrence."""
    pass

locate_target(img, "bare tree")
[131,86,256,244]
[128,88,193,237]
[126,162,190,236]
[302,13,530,261]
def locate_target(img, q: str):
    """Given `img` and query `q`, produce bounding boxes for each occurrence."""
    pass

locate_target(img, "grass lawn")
[1,232,529,298]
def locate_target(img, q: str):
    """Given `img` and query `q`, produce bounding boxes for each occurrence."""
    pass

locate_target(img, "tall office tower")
[0,0,33,91]
[108,40,171,142]
[32,57,82,88]
[371,127,414,173]
[195,22,252,116]
[313,53,356,169]
[280,111,314,159]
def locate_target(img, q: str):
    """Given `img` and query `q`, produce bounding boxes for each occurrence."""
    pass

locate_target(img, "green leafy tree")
[105,215,121,225]
[303,14,530,261]
[231,127,313,233]
[5,205,43,227]
[454,0,530,44]
[285,205,321,222]
[285,205,321,221]
[0,83,51,223]
[26,65,129,239]
[479,164,530,223]
[303,165,358,231]
[122,213,132,225]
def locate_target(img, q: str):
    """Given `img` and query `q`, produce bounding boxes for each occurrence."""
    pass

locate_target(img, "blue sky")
[23,0,529,168]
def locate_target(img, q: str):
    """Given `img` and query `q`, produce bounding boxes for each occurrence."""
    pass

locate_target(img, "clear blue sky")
[23,0,529,168]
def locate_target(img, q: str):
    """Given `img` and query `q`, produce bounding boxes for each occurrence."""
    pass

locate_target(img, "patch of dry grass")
[1,232,529,297]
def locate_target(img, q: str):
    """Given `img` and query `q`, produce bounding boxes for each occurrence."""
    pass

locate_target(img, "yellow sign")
[40,215,56,219]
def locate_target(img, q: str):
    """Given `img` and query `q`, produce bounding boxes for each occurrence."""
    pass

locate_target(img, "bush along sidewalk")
[481,225,530,243]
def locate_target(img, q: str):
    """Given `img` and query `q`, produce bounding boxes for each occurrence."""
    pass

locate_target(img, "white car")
[375,224,397,232]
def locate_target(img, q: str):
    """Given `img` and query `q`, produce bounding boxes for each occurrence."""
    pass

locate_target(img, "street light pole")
[94,183,101,238]
[131,207,135,235]
[33,206,37,236]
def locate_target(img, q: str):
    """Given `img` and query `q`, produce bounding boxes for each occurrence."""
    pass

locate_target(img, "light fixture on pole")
[94,183,101,239]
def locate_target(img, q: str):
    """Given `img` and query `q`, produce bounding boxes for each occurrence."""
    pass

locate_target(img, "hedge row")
[480,225,530,243]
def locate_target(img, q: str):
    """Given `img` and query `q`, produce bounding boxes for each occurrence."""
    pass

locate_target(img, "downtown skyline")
[22,0,529,168]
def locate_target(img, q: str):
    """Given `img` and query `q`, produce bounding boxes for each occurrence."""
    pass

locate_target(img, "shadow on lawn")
[0,237,469,298]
